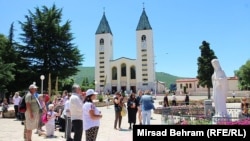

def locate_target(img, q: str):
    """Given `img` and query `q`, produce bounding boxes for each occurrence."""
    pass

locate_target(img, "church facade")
[94,8,156,94]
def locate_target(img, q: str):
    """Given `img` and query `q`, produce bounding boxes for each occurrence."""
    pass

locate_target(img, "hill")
[72,66,184,87]
[156,72,184,87]
[72,67,95,85]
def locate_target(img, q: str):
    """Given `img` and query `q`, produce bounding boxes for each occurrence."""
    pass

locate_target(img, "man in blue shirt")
[140,90,155,125]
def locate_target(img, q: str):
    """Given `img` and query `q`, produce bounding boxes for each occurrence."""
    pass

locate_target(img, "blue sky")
[0,0,249,78]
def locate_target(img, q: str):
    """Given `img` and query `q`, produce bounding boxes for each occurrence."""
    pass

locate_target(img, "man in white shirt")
[232,91,236,98]
[13,92,21,119]
[63,93,73,141]
[69,84,83,141]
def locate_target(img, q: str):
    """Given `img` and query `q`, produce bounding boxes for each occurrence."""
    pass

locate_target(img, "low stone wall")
[158,100,204,106]
[2,110,15,118]
[94,101,114,107]
[154,106,205,115]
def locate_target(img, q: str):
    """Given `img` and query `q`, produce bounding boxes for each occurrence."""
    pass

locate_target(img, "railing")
[161,106,250,125]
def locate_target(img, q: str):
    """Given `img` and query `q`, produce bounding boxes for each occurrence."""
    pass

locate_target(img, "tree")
[5,23,33,94]
[0,34,15,94]
[61,77,75,92]
[197,41,217,99]
[169,83,176,93]
[235,60,250,90]
[18,4,83,90]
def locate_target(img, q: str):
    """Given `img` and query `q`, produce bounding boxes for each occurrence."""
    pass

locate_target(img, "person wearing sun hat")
[82,89,102,141]
[25,83,40,141]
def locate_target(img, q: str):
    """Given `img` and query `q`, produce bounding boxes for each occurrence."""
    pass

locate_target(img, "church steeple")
[136,8,152,31]
[96,12,113,35]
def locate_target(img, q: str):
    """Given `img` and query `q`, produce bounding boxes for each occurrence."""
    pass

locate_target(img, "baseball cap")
[29,84,38,89]
[86,89,98,97]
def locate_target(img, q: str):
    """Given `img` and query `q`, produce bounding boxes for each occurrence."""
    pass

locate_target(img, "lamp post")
[40,75,45,94]
[154,60,157,100]
[94,81,98,93]
[154,80,157,99]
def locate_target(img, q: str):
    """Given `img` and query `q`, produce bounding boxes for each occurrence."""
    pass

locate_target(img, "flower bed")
[155,105,205,115]
[162,114,250,125]
[217,118,250,125]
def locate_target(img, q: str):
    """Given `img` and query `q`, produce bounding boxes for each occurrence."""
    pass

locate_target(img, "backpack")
[18,94,27,113]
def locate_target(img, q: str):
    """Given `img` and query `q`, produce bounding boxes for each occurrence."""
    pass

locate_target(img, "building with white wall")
[175,76,239,96]
[94,8,156,94]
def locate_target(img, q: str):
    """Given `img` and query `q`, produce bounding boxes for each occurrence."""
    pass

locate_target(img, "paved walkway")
[0,95,241,141]
[0,96,164,141]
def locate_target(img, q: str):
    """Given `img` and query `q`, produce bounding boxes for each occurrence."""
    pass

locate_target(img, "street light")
[154,60,157,100]
[154,80,157,99]
[94,81,98,93]
[40,75,45,94]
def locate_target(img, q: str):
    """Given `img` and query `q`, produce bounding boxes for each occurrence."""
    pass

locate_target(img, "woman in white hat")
[82,89,102,141]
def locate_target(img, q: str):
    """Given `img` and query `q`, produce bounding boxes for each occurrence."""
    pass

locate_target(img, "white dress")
[211,59,228,117]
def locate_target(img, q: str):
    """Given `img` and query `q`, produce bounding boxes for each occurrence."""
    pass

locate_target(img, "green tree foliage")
[197,41,217,99]
[235,60,250,90]
[18,4,83,89]
[82,77,89,86]
[0,34,15,94]
[61,77,75,92]
[5,23,33,93]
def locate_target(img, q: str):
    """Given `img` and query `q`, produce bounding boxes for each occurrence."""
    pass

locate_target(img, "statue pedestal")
[204,100,213,117]
[212,113,231,124]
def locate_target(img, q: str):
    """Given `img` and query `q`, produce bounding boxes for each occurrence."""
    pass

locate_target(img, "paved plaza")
[0,95,241,141]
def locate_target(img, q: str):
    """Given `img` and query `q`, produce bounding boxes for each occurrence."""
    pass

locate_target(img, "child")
[0,98,9,118]
[39,104,58,138]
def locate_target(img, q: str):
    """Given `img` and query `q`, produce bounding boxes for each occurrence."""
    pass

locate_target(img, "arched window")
[100,38,104,45]
[112,67,117,80]
[141,35,146,42]
[130,66,136,79]
[189,83,192,88]
[121,63,126,77]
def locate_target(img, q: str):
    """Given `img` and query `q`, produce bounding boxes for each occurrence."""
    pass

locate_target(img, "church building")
[94,8,156,94]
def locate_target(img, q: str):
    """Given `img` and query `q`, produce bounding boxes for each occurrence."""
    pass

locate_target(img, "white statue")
[211,59,228,117]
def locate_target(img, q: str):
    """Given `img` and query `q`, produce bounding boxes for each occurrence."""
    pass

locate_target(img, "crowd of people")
[3,82,249,141]
[9,83,104,141]
[26,85,157,141]
[0,84,136,140]
[113,89,156,130]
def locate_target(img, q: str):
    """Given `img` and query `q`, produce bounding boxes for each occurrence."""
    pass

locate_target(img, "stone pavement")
[0,95,241,141]
[0,96,165,141]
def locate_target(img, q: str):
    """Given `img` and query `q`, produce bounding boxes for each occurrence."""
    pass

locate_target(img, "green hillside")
[156,72,183,87]
[73,67,95,85]
[73,66,183,87]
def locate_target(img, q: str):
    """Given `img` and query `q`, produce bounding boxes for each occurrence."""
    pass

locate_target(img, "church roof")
[136,8,152,31]
[95,12,113,35]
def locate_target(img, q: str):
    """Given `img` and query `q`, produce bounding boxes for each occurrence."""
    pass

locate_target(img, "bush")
[98,94,103,102]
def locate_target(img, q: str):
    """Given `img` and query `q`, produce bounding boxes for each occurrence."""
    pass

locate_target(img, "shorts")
[25,112,39,130]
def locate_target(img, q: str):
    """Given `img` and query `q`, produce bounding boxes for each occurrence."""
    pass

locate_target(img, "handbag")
[121,105,127,117]
[115,106,122,112]
[42,113,48,124]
